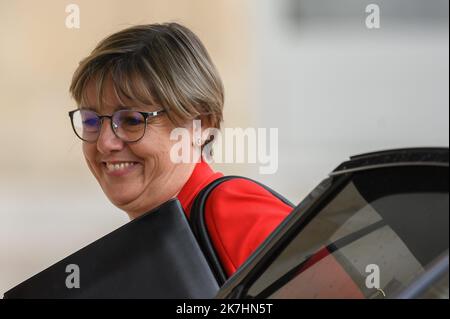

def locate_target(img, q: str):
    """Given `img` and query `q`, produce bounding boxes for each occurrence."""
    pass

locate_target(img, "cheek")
[134,140,166,165]
[82,143,99,173]
[82,143,95,162]
[135,129,175,166]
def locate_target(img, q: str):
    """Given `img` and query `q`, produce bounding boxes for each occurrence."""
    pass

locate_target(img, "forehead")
[81,76,148,113]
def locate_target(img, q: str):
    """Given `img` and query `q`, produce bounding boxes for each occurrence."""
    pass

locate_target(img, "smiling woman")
[68,22,293,278]
[69,23,224,219]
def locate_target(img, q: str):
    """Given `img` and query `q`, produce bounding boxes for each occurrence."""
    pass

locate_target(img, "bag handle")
[190,176,294,286]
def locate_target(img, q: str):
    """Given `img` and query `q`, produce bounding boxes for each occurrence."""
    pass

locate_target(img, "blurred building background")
[0,0,448,294]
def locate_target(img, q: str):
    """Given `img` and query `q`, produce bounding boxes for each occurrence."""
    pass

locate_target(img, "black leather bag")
[4,199,219,299]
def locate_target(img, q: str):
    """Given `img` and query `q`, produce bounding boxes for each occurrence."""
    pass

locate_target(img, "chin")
[104,188,139,207]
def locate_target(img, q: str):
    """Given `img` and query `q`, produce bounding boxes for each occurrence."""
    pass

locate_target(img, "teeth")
[105,162,136,172]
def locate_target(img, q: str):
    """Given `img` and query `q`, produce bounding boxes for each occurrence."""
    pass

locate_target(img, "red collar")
[177,161,223,218]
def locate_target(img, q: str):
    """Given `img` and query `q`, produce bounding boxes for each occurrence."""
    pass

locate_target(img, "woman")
[69,23,292,277]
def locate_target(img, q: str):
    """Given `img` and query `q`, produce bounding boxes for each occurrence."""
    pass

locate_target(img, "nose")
[96,118,125,154]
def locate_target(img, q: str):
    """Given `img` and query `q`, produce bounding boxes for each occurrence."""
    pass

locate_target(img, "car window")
[245,166,449,299]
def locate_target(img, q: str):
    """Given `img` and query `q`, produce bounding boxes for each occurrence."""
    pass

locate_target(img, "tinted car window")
[245,166,449,299]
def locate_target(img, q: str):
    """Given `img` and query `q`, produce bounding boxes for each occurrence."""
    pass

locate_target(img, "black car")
[216,147,449,299]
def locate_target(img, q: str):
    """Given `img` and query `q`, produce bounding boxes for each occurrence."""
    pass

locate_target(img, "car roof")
[331,147,449,176]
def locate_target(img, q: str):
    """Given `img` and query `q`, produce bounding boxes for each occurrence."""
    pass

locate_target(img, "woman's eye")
[123,116,143,126]
[83,118,99,127]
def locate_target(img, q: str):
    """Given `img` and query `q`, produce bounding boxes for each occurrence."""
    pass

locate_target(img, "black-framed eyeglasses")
[68,108,166,143]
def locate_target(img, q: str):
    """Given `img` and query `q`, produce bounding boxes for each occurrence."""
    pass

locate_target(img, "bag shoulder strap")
[190,175,294,285]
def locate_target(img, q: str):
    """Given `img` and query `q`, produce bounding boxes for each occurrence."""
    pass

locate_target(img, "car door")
[217,148,449,299]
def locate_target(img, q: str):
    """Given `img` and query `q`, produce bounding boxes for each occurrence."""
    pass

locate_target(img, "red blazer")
[178,161,293,276]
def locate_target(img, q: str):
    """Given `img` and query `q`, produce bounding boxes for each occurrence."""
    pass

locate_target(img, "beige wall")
[0,0,252,173]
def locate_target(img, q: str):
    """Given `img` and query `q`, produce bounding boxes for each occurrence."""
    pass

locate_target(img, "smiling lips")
[102,161,140,175]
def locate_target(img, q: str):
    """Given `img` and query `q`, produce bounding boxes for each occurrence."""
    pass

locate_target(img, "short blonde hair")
[69,23,224,130]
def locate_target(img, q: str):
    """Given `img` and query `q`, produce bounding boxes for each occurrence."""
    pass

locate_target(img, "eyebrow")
[79,105,134,113]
